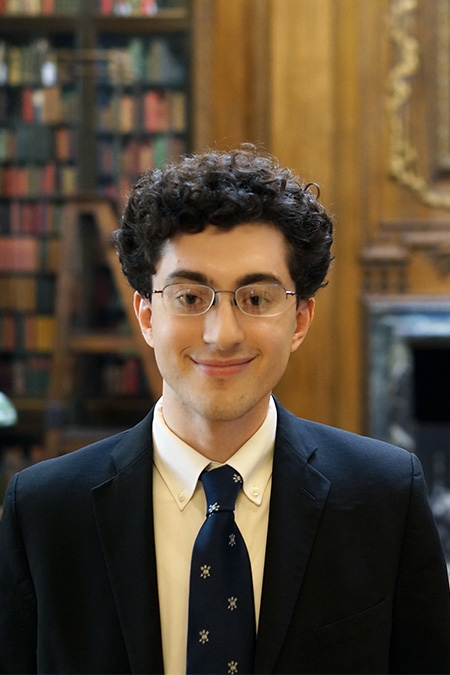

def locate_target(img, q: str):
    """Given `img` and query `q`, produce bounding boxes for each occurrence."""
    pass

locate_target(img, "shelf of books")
[0,29,78,481]
[0,0,187,17]
[96,32,188,204]
[0,0,198,500]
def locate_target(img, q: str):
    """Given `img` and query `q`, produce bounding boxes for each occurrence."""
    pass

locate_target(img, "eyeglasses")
[152,283,298,317]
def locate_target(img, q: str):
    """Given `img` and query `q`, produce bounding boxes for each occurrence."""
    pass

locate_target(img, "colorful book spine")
[101,356,147,396]
[0,354,51,397]
[0,0,80,14]
[0,236,39,272]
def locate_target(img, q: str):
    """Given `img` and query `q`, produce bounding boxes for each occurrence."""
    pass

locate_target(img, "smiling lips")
[191,356,255,377]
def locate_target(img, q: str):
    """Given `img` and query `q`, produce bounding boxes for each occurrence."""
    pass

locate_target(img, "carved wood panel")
[362,0,450,293]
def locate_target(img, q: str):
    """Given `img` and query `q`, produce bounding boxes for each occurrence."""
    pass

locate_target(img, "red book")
[41,162,56,195]
[0,237,39,272]
[17,167,28,197]
[31,202,42,235]
[2,166,16,197]
[123,358,140,395]
[144,90,169,133]
[101,0,113,14]
[141,0,157,15]
[22,88,34,123]
[41,0,55,14]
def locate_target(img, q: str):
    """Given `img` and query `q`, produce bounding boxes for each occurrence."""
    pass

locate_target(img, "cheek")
[149,321,168,352]
[151,319,194,358]
[253,321,296,359]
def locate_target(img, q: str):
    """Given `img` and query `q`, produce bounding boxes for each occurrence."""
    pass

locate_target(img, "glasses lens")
[236,284,286,316]
[163,283,214,315]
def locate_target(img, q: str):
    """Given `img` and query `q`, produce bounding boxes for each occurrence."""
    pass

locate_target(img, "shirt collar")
[152,397,276,511]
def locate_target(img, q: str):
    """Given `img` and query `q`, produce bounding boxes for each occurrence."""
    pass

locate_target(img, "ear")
[133,291,154,348]
[290,298,315,353]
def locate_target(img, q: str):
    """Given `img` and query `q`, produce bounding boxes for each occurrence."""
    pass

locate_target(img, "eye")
[178,292,199,306]
[171,285,211,313]
[238,285,276,314]
[248,294,264,306]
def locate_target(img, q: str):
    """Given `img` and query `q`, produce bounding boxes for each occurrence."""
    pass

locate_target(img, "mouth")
[191,356,255,377]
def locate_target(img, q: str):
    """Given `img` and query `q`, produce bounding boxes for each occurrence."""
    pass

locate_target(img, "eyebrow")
[163,270,209,285]
[161,270,286,288]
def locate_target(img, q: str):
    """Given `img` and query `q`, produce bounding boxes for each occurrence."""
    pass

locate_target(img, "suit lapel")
[254,404,331,674]
[91,413,164,674]
[89,403,330,674]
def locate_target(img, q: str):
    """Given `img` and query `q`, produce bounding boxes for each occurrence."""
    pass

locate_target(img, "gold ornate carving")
[388,0,450,208]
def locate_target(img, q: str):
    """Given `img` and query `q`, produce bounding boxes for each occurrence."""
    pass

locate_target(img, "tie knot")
[200,465,243,515]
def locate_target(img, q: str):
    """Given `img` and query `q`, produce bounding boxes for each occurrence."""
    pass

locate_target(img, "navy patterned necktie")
[186,464,256,675]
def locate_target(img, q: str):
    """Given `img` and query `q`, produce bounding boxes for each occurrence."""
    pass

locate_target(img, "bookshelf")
[0,0,211,489]
[95,31,188,204]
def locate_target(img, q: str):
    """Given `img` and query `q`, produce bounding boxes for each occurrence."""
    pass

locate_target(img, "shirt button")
[251,486,260,497]
[178,491,185,503]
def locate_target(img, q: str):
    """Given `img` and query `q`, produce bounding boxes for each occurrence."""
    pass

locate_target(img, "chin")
[189,392,268,424]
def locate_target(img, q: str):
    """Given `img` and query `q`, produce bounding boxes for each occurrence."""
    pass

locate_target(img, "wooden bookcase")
[0,0,212,489]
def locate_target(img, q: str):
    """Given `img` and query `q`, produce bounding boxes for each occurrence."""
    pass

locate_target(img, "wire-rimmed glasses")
[152,282,298,317]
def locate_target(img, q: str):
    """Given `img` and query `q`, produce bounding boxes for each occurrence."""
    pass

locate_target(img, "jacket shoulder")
[9,410,154,499]
[275,400,417,481]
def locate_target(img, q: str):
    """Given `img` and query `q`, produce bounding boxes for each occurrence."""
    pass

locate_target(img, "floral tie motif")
[228,597,238,611]
[186,465,256,675]
[200,565,211,579]
[199,630,209,644]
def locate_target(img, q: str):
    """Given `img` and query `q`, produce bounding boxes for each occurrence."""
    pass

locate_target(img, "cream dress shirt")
[152,396,276,675]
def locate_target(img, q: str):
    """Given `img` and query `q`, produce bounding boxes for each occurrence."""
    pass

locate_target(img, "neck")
[160,394,271,462]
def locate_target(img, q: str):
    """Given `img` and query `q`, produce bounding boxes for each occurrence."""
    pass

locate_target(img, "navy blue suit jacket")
[1,401,450,673]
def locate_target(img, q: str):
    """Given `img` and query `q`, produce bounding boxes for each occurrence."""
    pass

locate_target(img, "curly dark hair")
[113,144,334,299]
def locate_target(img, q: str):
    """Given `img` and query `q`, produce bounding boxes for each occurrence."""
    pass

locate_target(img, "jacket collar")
[91,402,331,674]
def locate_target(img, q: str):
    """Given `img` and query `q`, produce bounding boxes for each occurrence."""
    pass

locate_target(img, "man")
[0,145,449,674]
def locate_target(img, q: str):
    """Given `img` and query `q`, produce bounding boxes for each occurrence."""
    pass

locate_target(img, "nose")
[202,292,245,349]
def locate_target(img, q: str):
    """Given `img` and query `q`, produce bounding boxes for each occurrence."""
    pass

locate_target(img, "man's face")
[134,222,314,430]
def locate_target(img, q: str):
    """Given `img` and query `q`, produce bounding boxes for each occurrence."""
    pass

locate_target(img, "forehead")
[154,222,292,285]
